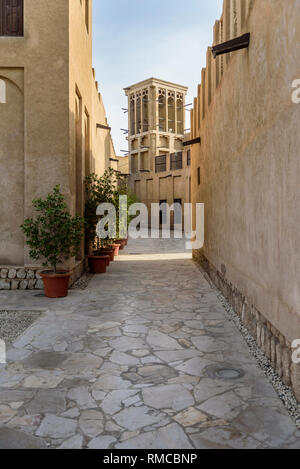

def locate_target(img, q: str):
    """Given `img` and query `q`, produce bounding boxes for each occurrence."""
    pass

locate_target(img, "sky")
[92,0,224,154]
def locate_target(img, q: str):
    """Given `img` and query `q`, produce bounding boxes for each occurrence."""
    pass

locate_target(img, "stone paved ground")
[0,236,300,449]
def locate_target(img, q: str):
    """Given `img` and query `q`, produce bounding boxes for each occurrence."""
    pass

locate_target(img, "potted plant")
[84,170,135,268]
[88,253,110,274]
[84,169,118,271]
[111,242,121,256]
[114,239,125,250]
[113,179,137,248]
[21,186,84,298]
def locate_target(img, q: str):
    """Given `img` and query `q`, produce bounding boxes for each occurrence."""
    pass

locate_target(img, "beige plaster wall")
[131,149,191,226]
[0,0,117,267]
[0,69,24,264]
[117,156,129,175]
[191,0,300,341]
[69,1,116,211]
[92,86,117,177]
[0,0,69,266]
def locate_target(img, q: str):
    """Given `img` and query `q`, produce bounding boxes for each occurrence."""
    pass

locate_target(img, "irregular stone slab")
[88,435,116,449]
[132,349,150,357]
[193,378,235,403]
[109,336,146,352]
[68,341,84,353]
[205,320,224,327]
[7,413,41,428]
[142,384,194,411]
[123,325,148,334]
[191,336,228,353]
[6,347,33,362]
[168,374,200,386]
[113,406,163,431]
[80,409,104,420]
[61,407,80,418]
[93,347,112,358]
[120,430,140,442]
[67,386,97,409]
[101,391,122,415]
[105,421,123,432]
[232,406,298,448]
[36,414,77,438]
[23,351,68,369]
[24,390,66,414]
[141,356,162,365]
[101,390,139,415]
[0,370,24,388]
[60,353,103,373]
[9,401,24,410]
[158,324,181,334]
[197,391,244,420]
[53,342,68,352]
[93,375,131,392]
[197,419,228,430]
[190,426,260,449]
[116,423,193,449]
[175,357,215,377]
[91,390,107,401]
[97,327,122,337]
[99,361,126,372]
[23,375,64,389]
[88,322,121,333]
[178,338,193,349]
[0,405,17,424]
[59,435,83,449]
[0,390,34,404]
[123,395,141,407]
[0,427,47,449]
[79,415,104,438]
[147,330,182,350]
[173,407,208,427]
[154,349,201,363]
[110,351,139,366]
[123,365,177,386]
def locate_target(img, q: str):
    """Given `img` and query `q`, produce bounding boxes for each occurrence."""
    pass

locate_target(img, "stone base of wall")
[193,249,300,403]
[70,259,88,286]
[0,259,87,291]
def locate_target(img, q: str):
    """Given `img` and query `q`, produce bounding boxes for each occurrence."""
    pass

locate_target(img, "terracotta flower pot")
[112,243,120,257]
[115,240,125,250]
[96,248,114,262]
[40,271,71,298]
[88,255,109,274]
[93,250,110,265]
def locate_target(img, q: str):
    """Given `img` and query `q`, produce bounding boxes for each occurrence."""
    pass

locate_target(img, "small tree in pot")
[21,186,84,298]
[84,169,119,271]
[84,168,117,253]
[114,177,137,247]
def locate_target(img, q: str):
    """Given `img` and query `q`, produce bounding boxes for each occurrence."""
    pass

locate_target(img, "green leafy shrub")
[115,178,137,236]
[84,169,136,252]
[21,186,84,273]
[84,168,118,252]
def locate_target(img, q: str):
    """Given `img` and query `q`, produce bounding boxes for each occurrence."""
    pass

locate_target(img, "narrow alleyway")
[0,237,299,449]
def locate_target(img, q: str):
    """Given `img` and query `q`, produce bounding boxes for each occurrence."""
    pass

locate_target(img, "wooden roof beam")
[212,33,250,58]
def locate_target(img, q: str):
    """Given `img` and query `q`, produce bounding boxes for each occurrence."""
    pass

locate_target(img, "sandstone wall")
[190,0,300,399]
[0,0,116,273]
